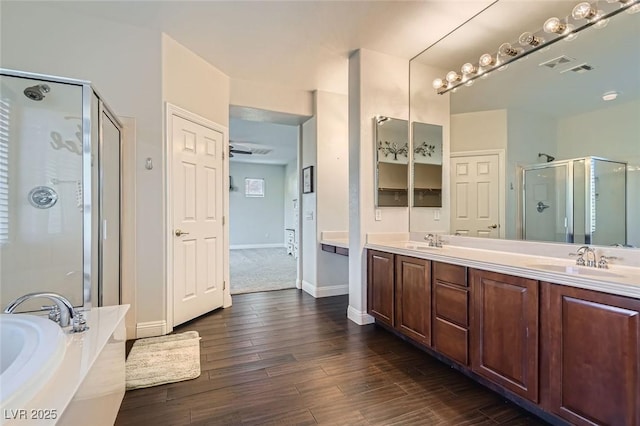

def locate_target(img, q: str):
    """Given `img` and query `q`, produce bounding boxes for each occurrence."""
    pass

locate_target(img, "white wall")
[313,91,349,296]
[162,34,230,127]
[410,62,450,233]
[348,49,409,325]
[301,116,317,289]
[229,162,285,247]
[231,78,313,118]
[557,99,640,247]
[284,159,299,232]
[506,109,557,239]
[1,3,231,333]
[451,110,507,153]
[1,1,164,325]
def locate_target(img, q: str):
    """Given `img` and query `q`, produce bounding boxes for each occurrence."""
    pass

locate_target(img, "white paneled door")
[450,154,500,238]
[172,114,224,326]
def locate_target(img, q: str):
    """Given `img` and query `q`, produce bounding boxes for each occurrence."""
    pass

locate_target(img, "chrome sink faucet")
[424,233,444,248]
[4,292,78,328]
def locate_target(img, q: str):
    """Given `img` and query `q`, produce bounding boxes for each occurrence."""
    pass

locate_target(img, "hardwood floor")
[116,289,548,425]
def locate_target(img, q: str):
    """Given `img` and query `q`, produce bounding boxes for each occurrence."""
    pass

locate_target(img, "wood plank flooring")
[116,289,548,425]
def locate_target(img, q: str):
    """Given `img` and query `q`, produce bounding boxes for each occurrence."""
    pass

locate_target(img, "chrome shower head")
[538,152,555,162]
[23,84,50,101]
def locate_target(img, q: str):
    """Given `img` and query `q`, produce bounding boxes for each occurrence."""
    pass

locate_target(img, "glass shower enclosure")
[522,157,627,246]
[0,68,122,311]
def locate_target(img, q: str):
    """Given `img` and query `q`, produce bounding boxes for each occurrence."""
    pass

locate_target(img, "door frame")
[450,149,506,239]
[164,102,230,332]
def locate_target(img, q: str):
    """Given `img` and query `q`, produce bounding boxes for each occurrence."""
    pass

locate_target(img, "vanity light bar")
[433,0,640,95]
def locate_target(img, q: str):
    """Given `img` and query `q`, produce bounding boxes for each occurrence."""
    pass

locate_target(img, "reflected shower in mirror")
[412,122,442,207]
[375,116,409,207]
[409,1,639,248]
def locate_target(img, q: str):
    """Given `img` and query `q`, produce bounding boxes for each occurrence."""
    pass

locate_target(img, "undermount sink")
[527,263,622,278]
[403,243,441,251]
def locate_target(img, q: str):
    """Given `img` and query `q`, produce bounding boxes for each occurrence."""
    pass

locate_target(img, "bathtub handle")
[41,305,61,323]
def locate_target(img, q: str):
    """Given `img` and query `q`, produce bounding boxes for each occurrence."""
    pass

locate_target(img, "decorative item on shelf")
[378,140,408,161]
[302,166,314,194]
[414,141,436,158]
[431,0,640,95]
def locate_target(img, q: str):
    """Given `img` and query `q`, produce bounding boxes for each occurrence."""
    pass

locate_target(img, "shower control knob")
[175,229,190,237]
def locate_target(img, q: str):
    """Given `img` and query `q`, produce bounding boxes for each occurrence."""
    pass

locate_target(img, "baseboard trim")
[302,281,348,298]
[230,243,285,250]
[347,305,375,325]
[136,320,168,338]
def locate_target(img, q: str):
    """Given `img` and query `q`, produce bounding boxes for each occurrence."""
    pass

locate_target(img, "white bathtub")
[0,305,128,425]
[0,314,66,413]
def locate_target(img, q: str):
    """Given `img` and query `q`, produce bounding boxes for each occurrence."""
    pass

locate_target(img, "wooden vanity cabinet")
[470,269,539,402]
[367,250,395,326]
[432,262,469,365]
[542,282,640,426]
[395,256,431,346]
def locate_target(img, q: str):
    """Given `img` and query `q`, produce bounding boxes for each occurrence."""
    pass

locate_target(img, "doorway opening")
[228,106,308,295]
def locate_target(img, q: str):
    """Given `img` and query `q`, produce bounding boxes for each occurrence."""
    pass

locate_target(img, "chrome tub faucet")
[3,292,85,330]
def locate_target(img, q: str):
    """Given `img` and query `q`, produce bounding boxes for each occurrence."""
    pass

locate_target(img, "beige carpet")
[230,248,297,294]
[125,331,201,390]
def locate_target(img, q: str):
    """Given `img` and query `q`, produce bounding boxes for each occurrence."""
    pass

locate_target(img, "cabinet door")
[395,256,431,345]
[545,283,640,426]
[471,269,539,402]
[367,250,394,326]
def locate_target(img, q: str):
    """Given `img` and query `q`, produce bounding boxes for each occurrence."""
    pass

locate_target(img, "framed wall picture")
[245,178,265,197]
[302,166,314,194]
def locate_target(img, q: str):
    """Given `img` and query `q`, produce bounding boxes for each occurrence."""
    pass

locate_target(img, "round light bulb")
[563,24,578,41]
[446,71,461,83]
[461,63,477,75]
[479,53,495,67]
[627,4,640,13]
[498,42,519,57]
[593,11,610,28]
[432,78,445,89]
[543,17,566,34]
[519,32,542,47]
[572,2,597,20]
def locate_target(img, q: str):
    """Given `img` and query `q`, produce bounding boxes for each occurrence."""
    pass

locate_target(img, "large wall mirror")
[375,116,409,207]
[409,1,639,248]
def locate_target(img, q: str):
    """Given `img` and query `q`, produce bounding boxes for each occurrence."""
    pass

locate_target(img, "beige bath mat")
[125,331,201,390]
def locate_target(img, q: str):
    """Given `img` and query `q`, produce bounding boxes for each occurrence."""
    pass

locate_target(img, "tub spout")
[4,292,76,327]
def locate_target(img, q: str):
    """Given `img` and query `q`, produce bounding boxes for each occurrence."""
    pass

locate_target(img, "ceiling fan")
[229,141,253,158]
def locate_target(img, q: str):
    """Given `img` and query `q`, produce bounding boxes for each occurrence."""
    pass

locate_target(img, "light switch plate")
[434,210,440,221]
[375,209,382,221]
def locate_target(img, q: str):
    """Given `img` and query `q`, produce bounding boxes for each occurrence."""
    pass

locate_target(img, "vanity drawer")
[433,318,468,366]
[433,262,467,287]
[434,281,468,327]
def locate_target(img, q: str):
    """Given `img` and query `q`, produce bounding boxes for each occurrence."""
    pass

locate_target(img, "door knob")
[175,229,190,236]
[488,224,499,229]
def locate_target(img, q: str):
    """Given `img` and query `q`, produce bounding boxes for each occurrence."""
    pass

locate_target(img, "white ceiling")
[47,0,503,165]
[50,0,496,95]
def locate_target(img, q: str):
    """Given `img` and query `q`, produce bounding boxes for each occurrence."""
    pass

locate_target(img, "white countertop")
[320,231,349,249]
[365,238,640,300]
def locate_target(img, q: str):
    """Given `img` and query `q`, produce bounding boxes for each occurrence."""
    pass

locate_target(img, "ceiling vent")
[560,63,595,74]
[539,55,575,69]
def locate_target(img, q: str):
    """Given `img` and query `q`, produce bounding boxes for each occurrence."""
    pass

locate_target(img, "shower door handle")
[488,224,499,229]
[174,229,190,237]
